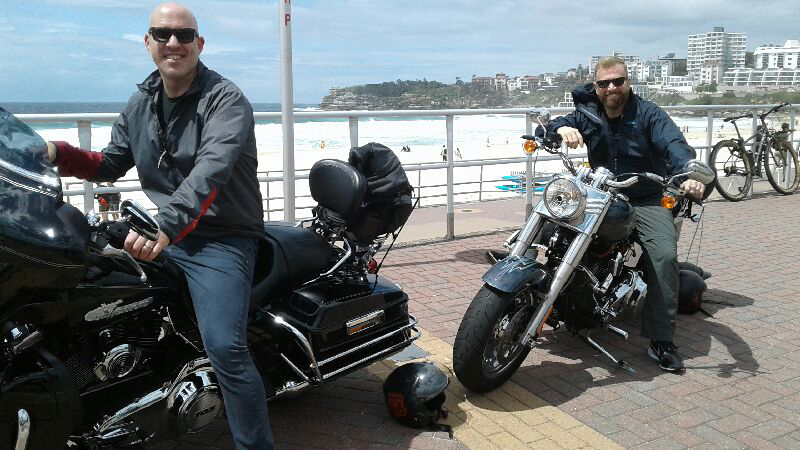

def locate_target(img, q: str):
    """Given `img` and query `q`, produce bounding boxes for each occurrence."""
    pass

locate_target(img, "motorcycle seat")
[249,222,336,311]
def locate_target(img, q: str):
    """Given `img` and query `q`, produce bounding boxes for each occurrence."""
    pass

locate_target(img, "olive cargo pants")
[632,200,680,343]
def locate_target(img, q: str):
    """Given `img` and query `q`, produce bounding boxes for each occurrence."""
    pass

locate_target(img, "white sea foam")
[33,113,730,220]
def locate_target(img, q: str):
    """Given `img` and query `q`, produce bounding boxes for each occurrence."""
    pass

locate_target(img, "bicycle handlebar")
[723,103,791,123]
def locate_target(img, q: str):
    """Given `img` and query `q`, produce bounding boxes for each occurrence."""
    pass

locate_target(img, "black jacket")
[56,62,263,243]
[546,83,696,201]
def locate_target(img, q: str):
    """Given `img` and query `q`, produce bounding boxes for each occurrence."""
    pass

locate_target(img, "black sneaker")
[648,341,685,373]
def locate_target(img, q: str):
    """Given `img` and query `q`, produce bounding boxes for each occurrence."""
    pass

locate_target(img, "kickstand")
[580,330,636,374]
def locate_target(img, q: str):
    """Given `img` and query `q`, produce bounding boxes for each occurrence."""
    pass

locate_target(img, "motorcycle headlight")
[542,177,586,220]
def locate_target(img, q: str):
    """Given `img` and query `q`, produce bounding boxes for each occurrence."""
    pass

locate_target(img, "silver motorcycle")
[453,114,715,392]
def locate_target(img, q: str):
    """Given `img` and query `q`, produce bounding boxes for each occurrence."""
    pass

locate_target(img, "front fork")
[520,231,592,347]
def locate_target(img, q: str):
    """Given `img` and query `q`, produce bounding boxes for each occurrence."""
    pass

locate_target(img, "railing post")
[417,163,422,202]
[525,112,534,217]
[750,110,759,198]
[446,114,454,239]
[77,120,94,214]
[265,173,271,222]
[705,109,713,162]
[279,0,295,223]
[478,165,484,202]
[349,116,358,149]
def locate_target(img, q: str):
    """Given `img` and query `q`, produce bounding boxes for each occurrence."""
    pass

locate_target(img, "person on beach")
[455,147,462,159]
[44,3,273,448]
[441,145,448,161]
[95,181,121,220]
[546,56,705,374]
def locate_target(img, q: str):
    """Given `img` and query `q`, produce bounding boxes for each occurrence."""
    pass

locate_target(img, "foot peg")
[581,331,636,374]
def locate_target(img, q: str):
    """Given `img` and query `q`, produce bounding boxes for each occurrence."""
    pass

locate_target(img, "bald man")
[46,3,273,448]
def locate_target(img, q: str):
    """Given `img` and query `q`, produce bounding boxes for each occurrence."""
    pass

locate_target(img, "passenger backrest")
[309,159,367,223]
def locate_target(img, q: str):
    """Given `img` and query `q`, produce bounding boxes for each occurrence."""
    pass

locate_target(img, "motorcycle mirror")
[682,160,715,185]
[120,199,160,241]
[530,108,551,124]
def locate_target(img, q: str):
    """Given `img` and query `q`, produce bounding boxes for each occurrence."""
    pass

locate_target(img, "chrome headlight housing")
[542,176,586,220]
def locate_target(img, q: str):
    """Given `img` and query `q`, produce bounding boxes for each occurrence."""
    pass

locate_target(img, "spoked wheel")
[453,285,537,393]
[709,140,752,201]
[764,139,800,194]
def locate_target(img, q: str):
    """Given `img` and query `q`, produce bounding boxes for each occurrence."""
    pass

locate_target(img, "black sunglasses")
[595,76,627,88]
[149,27,197,44]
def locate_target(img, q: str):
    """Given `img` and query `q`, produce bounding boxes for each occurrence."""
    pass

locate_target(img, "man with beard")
[46,3,273,448]
[545,56,705,373]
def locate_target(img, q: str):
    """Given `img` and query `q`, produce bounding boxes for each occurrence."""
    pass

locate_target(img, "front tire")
[453,285,536,393]
[764,139,800,194]
[709,140,752,201]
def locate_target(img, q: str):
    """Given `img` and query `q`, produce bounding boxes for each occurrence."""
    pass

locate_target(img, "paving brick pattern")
[158,191,800,449]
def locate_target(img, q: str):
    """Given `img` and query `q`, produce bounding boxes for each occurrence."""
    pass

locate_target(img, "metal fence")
[19,104,798,239]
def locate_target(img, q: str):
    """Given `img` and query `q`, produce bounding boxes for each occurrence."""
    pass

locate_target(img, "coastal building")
[558,91,573,108]
[662,76,695,93]
[471,75,495,89]
[722,40,800,88]
[495,73,509,91]
[687,27,746,78]
[589,51,640,77]
[699,60,724,85]
[629,59,674,83]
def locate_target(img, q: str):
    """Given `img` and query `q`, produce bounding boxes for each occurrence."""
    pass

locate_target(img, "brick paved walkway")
[163,190,800,449]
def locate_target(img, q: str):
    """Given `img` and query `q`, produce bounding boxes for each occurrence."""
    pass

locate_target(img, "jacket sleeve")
[53,109,136,181]
[545,112,581,135]
[155,89,255,243]
[646,106,696,177]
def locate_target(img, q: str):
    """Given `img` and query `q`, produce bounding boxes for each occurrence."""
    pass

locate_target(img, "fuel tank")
[596,199,636,242]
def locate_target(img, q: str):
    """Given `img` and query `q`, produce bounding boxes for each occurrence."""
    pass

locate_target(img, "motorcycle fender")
[482,256,550,294]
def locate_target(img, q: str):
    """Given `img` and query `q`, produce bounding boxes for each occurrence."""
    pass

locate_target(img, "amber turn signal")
[523,140,537,154]
[661,194,677,209]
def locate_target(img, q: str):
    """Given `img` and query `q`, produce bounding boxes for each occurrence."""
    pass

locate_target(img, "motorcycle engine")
[167,369,224,434]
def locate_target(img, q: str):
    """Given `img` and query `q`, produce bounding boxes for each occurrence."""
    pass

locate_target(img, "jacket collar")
[137,60,208,98]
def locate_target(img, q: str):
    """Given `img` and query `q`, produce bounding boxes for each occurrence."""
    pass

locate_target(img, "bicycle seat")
[723,114,749,123]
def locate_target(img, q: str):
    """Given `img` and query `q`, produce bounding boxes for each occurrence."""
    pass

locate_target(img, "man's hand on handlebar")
[125,229,169,261]
[556,127,584,149]
[680,179,705,201]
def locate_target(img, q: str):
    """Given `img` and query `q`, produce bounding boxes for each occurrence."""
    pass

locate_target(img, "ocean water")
[2,102,734,220]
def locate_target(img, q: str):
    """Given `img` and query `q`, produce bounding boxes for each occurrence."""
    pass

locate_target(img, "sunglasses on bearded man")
[148,27,198,44]
[595,76,627,88]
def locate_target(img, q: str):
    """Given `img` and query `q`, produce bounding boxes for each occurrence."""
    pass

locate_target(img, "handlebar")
[723,103,791,123]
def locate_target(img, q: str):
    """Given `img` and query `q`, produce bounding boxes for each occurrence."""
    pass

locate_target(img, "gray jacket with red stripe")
[54,61,264,243]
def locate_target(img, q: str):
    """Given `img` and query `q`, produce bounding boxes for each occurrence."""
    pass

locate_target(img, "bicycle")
[709,103,800,201]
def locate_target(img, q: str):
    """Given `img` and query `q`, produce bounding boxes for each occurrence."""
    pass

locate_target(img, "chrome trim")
[96,358,211,434]
[15,409,30,450]
[0,174,58,197]
[318,315,419,367]
[0,158,60,188]
[510,211,543,257]
[269,313,323,383]
[318,238,352,278]
[272,321,421,399]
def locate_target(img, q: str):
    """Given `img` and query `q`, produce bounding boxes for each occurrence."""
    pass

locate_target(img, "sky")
[2,0,799,104]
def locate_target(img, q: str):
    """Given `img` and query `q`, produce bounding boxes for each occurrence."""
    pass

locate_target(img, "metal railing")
[19,104,798,239]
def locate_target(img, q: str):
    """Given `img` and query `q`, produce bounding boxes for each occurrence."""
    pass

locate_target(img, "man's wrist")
[46,141,57,162]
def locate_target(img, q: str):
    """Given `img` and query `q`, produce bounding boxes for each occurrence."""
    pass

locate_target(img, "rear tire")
[709,140,752,201]
[453,285,535,393]
[764,140,800,194]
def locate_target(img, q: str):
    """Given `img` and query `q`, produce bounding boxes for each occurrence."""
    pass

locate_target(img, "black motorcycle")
[0,108,419,449]
[453,115,715,393]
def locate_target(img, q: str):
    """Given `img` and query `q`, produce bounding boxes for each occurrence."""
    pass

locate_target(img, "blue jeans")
[167,235,274,450]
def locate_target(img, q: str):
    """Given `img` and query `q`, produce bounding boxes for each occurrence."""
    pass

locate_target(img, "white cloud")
[123,33,143,43]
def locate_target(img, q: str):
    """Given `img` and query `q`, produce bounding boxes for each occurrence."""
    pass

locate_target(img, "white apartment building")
[630,60,673,83]
[688,27,746,78]
[589,51,640,77]
[723,40,800,87]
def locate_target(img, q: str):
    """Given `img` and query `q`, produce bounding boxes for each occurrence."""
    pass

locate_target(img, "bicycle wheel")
[709,140,752,201]
[764,139,800,194]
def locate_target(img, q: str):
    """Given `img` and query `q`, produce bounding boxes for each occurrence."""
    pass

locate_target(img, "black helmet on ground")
[382,362,450,430]
[678,269,708,315]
